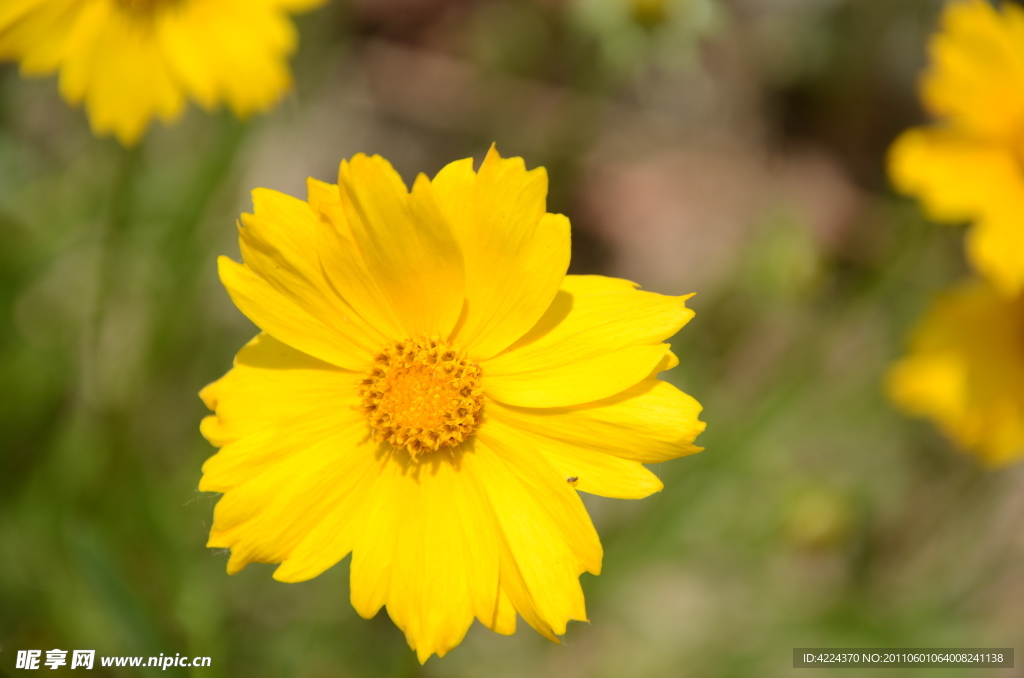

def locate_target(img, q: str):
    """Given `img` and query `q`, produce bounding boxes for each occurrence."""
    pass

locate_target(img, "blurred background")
[2,0,1023,675]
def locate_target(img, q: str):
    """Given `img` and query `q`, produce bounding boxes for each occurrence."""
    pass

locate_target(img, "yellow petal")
[485,379,704,498]
[887,353,967,425]
[158,0,297,115]
[432,147,571,359]
[492,535,558,643]
[483,411,664,499]
[888,127,1020,224]
[0,0,43,35]
[376,450,501,662]
[966,201,1024,297]
[489,587,517,636]
[54,1,103,104]
[199,332,356,447]
[489,380,704,464]
[314,184,405,341]
[887,280,1024,466]
[306,177,339,213]
[484,345,672,408]
[268,0,327,11]
[346,448,507,662]
[220,256,373,371]
[307,176,419,340]
[200,398,362,494]
[233,188,385,364]
[482,275,693,407]
[348,477,399,621]
[206,412,374,575]
[326,155,465,339]
[219,184,399,371]
[921,0,1024,140]
[67,6,185,145]
[0,0,79,74]
[472,428,602,636]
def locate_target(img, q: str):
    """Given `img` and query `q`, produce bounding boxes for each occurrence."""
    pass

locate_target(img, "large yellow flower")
[0,0,323,145]
[888,0,1024,296]
[887,280,1024,466]
[198,147,705,661]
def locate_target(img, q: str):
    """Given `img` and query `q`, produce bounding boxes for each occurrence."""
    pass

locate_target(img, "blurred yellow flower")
[198,147,705,661]
[0,0,324,145]
[887,280,1024,466]
[631,0,669,29]
[888,0,1024,296]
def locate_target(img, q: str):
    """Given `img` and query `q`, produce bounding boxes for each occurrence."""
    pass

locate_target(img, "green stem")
[89,143,143,375]
[146,115,248,374]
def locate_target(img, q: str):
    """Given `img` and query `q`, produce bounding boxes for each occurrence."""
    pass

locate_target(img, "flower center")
[360,337,483,458]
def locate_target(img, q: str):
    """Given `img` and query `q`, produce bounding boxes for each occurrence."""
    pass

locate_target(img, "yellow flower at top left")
[0,0,325,145]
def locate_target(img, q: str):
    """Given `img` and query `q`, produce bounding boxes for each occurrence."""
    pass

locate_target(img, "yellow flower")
[888,0,1024,296]
[887,280,1024,466]
[199,147,705,661]
[631,0,668,29]
[0,0,324,145]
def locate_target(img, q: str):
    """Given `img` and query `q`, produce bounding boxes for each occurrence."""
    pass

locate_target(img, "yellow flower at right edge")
[888,0,1024,296]
[887,280,1024,466]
